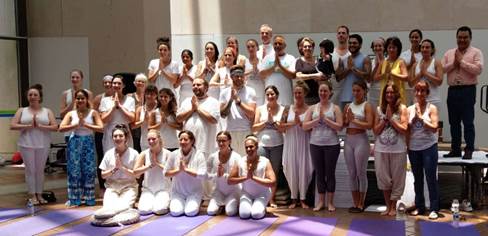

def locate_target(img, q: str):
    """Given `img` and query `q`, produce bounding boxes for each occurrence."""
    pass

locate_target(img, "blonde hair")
[147,129,164,146]
[134,73,148,82]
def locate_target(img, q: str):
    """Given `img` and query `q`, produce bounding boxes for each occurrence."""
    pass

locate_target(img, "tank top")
[309,103,339,146]
[374,107,406,153]
[239,156,272,197]
[408,103,438,151]
[257,105,284,147]
[18,107,52,148]
[341,53,366,102]
[379,59,406,106]
[156,108,179,149]
[347,101,366,129]
[415,59,440,104]
[141,149,172,192]
[70,109,95,136]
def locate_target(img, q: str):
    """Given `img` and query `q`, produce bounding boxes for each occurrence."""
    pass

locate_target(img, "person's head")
[244,135,259,157]
[414,80,430,103]
[265,85,280,104]
[74,89,91,110]
[216,131,232,151]
[147,129,163,149]
[273,35,287,55]
[348,34,363,54]
[260,24,273,45]
[205,41,219,63]
[102,75,113,91]
[181,49,193,66]
[420,39,436,58]
[319,39,334,57]
[27,84,43,104]
[192,78,208,98]
[318,80,333,102]
[112,75,125,93]
[157,37,171,58]
[408,29,423,48]
[380,82,401,113]
[134,73,147,90]
[336,25,350,44]
[178,130,195,153]
[70,69,84,87]
[246,38,259,55]
[112,124,130,147]
[385,36,402,60]
[296,37,305,56]
[352,80,368,103]
[294,80,309,102]
[226,36,239,53]
[301,37,315,58]
[158,88,177,115]
[230,65,245,88]
[371,37,386,56]
[456,26,472,51]
[223,47,237,67]
[144,84,159,105]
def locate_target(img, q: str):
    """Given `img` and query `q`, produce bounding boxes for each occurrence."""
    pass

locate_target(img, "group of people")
[10,23,483,222]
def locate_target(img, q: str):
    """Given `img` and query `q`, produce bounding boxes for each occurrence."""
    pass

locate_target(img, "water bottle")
[451,199,460,227]
[27,199,35,216]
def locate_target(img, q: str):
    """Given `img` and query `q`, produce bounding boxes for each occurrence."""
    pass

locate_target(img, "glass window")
[0,0,17,36]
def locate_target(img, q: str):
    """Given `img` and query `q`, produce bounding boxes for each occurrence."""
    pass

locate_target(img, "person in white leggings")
[164,130,207,217]
[228,135,276,219]
[10,84,58,205]
[134,129,172,215]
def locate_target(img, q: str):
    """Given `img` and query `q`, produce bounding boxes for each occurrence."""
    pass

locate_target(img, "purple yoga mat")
[201,216,277,236]
[126,215,211,236]
[0,208,31,223]
[419,221,480,236]
[347,219,405,236]
[0,209,92,236]
[54,214,153,236]
[271,216,337,236]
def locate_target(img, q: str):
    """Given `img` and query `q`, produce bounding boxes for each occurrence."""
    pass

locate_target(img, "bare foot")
[288,203,297,209]
[313,202,324,211]
[388,209,397,216]
[381,208,390,216]
[327,204,336,212]
[300,201,309,209]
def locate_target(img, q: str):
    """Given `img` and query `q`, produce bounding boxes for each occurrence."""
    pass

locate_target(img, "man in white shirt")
[257,24,275,60]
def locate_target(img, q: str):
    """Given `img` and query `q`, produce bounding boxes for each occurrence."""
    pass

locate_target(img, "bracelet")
[111,168,118,174]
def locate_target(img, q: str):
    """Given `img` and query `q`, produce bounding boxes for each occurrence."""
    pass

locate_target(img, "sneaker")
[443,151,461,158]
[462,150,473,160]
[428,211,439,220]
[461,200,473,212]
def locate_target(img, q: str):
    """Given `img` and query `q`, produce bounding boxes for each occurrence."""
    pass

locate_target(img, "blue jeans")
[408,143,440,212]
[447,85,476,152]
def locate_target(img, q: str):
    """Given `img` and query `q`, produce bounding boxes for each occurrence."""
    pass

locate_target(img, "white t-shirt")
[99,147,139,184]
[140,148,172,192]
[257,43,275,60]
[164,148,207,197]
[148,59,179,91]
[400,50,422,66]
[258,53,295,105]
[219,86,256,131]
[177,96,220,155]
[99,96,136,152]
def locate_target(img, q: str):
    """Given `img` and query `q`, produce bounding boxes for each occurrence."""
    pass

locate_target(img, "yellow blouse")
[379,59,406,106]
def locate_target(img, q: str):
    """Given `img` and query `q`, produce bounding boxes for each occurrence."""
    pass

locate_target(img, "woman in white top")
[372,82,408,216]
[207,131,242,216]
[133,129,172,215]
[409,39,444,109]
[150,88,182,151]
[10,84,58,205]
[400,29,423,71]
[164,130,207,217]
[95,124,140,219]
[195,41,219,82]
[302,81,343,212]
[59,89,103,207]
[100,76,136,153]
[245,39,265,106]
[228,135,276,219]
[407,81,440,219]
[252,85,284,208]
[60,69,93,118]
[176,49,197,105]
[343,80,374,213]
[147,37,179,92]
[209,47,235,100]
[223,36,247,67]
[133,85,159,151]
[280,81,313,209]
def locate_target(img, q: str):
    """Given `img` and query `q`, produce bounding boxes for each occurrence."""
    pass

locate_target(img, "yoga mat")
[0,209,92,236]
[54,214,153,236]
[0,208,31,223]
[201,216,277,236]
[126,215,212,236]
[347,219,405,236]
[419,221,480,236]
[271,216,337,236]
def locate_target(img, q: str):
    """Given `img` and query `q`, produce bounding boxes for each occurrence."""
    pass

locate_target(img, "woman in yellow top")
[374,37,409,106]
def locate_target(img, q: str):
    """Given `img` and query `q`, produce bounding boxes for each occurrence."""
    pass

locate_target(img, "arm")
[237,100,256,121]
[302,106,320,131]
[83,110,104,133]
[251,161,276,187]
[460,49,484,76]
[295,71,324,81]
[227,164,247,185]
[38,109,59,132]
[373,108,388,135]
[58,112,77,132]
[276,59,296,80]
[92,94,103,112]
[423,104,439,132]
[10,108,32,130]
[176,107,193,124]
[209,72,221,87]
[352,57,371,81]
[196,106,218,124]
[389,105,409,135]
[133,152,150,177]
[60,91,73,118]
[148,110,161,129]
[323,105,343,131]
[251,107,266,133]
[349,103,374,129]
[132,107,144,128]
[117,99,136,123]
[390,59,409,82]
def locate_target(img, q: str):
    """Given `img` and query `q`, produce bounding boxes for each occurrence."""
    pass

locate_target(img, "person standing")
[442,26,484,159]
[147,37,179,92]
[257,24,274,60]
[331,25,351,105]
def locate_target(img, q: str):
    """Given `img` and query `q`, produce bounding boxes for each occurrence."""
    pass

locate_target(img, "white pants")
[138,189,170,215]
[19,146,49,194]
[169,193,202,217]
[239,193,268,219]
[207,190,238,216]
[103,185,138,212]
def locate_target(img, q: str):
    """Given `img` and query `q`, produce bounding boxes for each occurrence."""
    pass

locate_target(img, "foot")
[29,198,40,205]
[300,201,309,209]
[443,151,461,158]
[327,204,336,212]
[269,201,278,208]
[288,203,297,209]
[388,209,397,216]
[462,150,473,160]
[408,209,425,216]
[380,208,390,216]
[313,202,325,212]
[428,211,439,220]
[37,196,48,204]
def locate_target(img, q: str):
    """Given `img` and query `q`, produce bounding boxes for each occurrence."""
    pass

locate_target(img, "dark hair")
[380,82,402,114]
[421,39,436,56]
[385,36,402,58]
[157,37,171,50]
[319,39,334,54]
[246,38,259,48]
[112,124,130,138]
[337,25,350,34]
[27,84,43,103]
[409,29,423,40]
[294,80,310,96]
[178,130,196,146]
[205,41,220,63]
[414,80,430,95]
[230,64,244,75]
[112,75,125,85]
[216,131,233,150]
[457,26,472,39]
[265,85,280,98]
[144,84,159,107]
[71,69,84,78]
[158,88,177,117]
[74,89,91,109]
[181,49,193,60]
[353,80,368,93]
[349,34,363,45]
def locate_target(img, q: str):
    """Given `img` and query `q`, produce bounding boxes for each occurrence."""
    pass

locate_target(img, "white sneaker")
[461,200,473,212]
[428,211,438,220]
